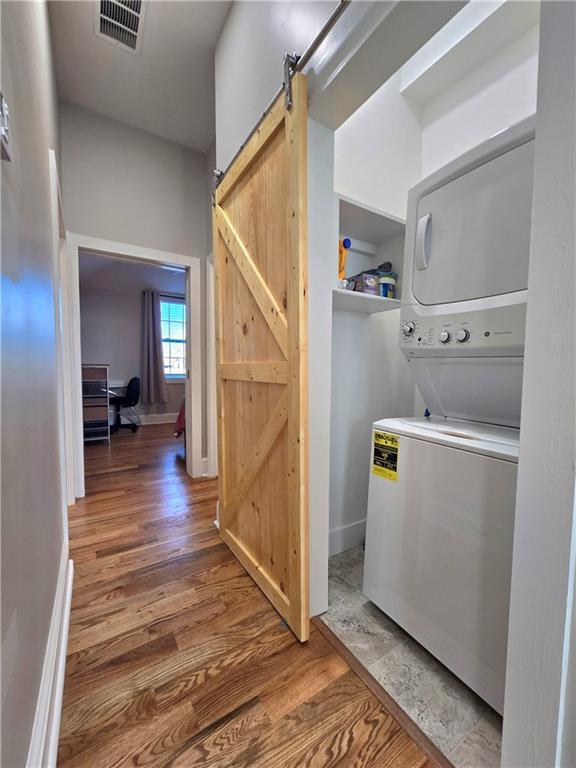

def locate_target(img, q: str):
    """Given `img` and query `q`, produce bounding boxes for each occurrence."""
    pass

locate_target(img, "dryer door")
[412,141,534,306]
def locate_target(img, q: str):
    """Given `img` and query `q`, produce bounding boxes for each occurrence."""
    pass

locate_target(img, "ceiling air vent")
[95,0,146,55]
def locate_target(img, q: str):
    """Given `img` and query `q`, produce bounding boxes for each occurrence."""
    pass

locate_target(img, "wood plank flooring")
[59,425,442,767]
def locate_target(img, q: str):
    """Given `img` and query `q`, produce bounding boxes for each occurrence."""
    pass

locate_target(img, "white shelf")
[332,289,401,314]
[338,195,405,246]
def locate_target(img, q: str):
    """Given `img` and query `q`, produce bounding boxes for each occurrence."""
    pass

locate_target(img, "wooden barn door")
[213,74,308,641]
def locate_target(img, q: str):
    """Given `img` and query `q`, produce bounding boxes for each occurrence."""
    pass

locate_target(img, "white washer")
[363,416,519,714]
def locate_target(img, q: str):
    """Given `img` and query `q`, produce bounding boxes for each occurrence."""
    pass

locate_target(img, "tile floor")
[322,545,502,767]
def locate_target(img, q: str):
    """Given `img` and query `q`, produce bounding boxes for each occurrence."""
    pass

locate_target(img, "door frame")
[206,255,218,478]
[48,149,73,539]
[65,233,208,496]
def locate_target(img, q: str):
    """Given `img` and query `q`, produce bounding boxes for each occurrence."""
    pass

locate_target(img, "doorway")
[77,251,188,480]
[63,234,208,498]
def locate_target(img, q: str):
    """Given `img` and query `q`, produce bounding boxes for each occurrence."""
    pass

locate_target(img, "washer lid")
[372,416,519,462]
[407,357,523,429]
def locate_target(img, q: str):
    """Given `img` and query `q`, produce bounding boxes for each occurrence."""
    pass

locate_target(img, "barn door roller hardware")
[212,169,225,205]
[283,52,301,111]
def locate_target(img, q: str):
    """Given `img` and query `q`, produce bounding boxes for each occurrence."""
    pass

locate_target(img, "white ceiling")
[79,251,186,294]
[49,0,232,152]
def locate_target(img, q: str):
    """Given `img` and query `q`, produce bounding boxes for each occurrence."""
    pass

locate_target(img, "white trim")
[138,412,178,426]
[206,257,218,478]
[65,233,209,481]
[186,259,204,477]
[26,549,73,768]
[329,519,366,556]
[49,150,74,522]
[42,560,74,768]
[70,233,195,269]
[68,234,85,498]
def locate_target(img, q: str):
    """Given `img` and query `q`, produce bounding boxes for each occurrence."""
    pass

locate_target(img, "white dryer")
[363,417,518,714]
[363,118,535,714]
[399,117,535,428]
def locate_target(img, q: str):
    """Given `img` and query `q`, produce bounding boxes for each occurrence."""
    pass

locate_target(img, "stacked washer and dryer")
[363,118,535,715]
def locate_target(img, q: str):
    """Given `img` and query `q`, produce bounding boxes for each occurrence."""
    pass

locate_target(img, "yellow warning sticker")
[372,431,399,481]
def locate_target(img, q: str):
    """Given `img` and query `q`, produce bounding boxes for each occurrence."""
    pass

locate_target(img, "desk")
[101,386,125,398]
[82,364,110,443]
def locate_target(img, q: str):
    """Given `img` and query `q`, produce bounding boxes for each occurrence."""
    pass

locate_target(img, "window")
[160,297,186,379]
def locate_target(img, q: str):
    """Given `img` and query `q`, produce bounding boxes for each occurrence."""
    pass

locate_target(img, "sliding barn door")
[213,74,309,641]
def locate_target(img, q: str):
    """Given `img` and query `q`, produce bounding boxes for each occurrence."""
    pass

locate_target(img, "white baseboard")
[138,412,178,426]
[329,519,366,556]
[27,549,74,768]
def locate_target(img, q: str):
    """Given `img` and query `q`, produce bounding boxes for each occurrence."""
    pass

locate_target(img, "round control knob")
[402,321,415,336]
[439,330,451,344]
[456,329,470,343]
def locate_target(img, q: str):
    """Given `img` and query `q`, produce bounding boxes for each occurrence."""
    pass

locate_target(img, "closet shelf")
[332,289,401,314]
[338,195,405,246]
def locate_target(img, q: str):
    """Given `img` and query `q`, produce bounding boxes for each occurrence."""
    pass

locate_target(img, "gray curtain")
[141,289,168,404]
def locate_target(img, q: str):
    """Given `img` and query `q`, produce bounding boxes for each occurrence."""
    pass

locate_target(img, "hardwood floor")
[59,424,443,767]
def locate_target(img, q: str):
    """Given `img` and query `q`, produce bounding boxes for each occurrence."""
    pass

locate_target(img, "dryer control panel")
[400,301,526,358]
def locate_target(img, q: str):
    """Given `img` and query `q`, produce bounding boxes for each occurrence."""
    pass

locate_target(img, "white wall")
[420,24,539,175]
[334,19,539,219]
[60,102,208,259]
[214,1,333,169]
[502,3,576,765]
[334,72,422,221]
[1,3,65,765]
[308,119,338,616]
[329,310,415,554]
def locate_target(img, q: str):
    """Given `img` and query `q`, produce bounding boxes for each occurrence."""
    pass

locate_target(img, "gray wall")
[214,1,333,168]
[79,257,186,417]
[205,142,216,253]
[1,3,64,766]
[60,101,208,259]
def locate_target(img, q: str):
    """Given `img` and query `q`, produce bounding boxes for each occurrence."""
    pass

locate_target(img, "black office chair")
[110,377,141,434]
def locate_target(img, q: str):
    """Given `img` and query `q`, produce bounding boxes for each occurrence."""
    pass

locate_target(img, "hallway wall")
[61,103,211,453]
[60,102,208,260]
[1,3,64,765]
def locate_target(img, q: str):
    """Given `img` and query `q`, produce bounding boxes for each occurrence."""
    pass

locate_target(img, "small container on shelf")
[378,275,396,298]
[355,273,379,295]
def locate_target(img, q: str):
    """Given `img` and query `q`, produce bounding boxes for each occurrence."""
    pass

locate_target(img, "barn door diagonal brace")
[283,52,300,111]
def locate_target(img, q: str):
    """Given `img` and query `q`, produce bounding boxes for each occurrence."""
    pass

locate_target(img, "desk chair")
[110,377,141,434]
